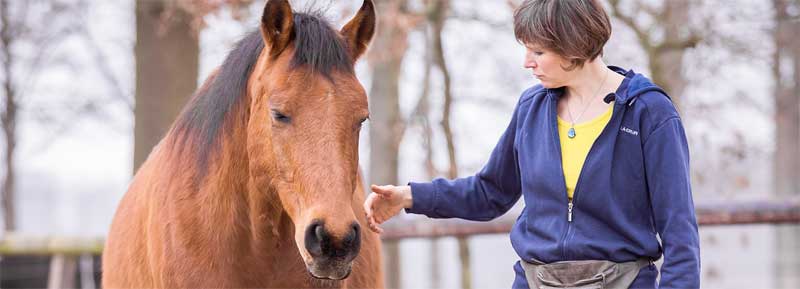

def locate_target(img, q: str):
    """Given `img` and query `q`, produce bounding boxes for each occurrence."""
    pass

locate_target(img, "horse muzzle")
[304,220,361,280]
[306,260,353,280]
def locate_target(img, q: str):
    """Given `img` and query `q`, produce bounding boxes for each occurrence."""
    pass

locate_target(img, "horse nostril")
[305,221,325,258]
[344,222,361,253]
[305,221,361,259]
[350,223,361,243]
[316,224,325,241]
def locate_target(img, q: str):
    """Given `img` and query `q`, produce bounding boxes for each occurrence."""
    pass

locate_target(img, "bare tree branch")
[448,10,511,30]
[608,0,655,53]
[77,27,134,111]
[0,0,18,232]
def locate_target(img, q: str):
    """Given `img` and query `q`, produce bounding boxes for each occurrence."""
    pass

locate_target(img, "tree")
[0,0,93,232]
[133,0,199,171]
[367,0,418,287]
[772,1,800,287]
[0,0,18,232]
[425,1,474,289]
[132,0,252,172]
[607,0,700,110]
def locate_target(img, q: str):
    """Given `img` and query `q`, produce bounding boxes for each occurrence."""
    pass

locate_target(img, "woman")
[364,0,700,288]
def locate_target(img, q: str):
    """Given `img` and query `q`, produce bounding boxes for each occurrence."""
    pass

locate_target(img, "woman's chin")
[538,81,557,88]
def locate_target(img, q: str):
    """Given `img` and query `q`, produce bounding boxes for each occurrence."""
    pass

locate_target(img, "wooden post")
[47,254,76,289]
[79,253,96,289]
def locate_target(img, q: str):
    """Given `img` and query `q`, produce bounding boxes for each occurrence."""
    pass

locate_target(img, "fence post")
[47,254,76,289]
[383,239,401,289]
[458,236,471,289]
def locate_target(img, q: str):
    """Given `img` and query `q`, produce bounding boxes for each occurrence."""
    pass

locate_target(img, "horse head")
[246,0,375,280]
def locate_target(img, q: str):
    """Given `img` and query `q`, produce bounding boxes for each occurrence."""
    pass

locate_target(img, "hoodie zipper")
[550,93,572,261]
[568,201,573,222]
[554,93,625,261]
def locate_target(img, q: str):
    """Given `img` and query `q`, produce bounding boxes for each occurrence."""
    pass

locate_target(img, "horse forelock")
[291,11,354,78]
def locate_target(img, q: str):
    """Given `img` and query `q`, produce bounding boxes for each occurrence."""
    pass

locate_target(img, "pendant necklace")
[566,70,609,139]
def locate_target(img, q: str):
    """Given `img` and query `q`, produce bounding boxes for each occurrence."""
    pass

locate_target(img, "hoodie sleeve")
[643,116,701,288]
[405,97,525,221]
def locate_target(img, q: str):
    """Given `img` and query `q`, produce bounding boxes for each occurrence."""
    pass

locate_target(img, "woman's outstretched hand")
[364,184,413,233]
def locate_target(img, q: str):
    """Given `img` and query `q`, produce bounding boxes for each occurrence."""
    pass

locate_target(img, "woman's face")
[523,43,572,88]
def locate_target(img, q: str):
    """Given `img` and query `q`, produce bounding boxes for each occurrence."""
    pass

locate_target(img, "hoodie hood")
[608,66,670,105]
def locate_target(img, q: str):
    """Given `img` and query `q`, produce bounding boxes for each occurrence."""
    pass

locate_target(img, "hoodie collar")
[608,66,670,105]
[546,66,669,106]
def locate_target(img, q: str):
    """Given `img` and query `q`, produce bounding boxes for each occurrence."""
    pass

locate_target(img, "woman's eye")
[271,110,291,124]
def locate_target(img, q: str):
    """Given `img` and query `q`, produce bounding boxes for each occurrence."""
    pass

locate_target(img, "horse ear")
[340,0,376,61]
[260,0,294,59]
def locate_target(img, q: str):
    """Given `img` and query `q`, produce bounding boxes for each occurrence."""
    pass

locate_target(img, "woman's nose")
[524,53,535,68]
[524,58,536,69]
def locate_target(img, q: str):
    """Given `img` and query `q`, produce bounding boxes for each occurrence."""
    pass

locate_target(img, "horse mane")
[169,11,354,177]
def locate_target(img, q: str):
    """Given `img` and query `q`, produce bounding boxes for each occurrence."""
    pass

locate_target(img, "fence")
[0,200,797,288]
[377,200,800,289]
[380,200,800,240]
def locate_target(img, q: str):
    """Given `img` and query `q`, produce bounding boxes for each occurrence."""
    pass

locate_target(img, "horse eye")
[353,117,368,131]
[357,117,369,128]
[271,110,291,124]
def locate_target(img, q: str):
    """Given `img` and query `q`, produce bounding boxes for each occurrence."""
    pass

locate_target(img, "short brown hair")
[513,0,611,70]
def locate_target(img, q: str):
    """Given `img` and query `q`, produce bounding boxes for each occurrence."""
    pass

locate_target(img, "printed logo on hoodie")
[621,126,639,136]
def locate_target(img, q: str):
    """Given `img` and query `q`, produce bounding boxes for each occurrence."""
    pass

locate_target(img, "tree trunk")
[410,19,440,289]
[772,1,800,287]
[428,1,472,288]
[0,0,17,232]
[649,0,689,110]
[134,0,199,172]
[367,1,410,288]
[430,0,457,181]
[773,0,800,201]
[608,0,698,110]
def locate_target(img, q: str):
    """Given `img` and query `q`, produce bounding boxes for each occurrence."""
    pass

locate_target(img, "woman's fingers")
[365,184,402,234]
[370,223,383,234]
[364,193,376,216]
[371,184,395,197]
[367,215,383,234]
[364,194,383,234]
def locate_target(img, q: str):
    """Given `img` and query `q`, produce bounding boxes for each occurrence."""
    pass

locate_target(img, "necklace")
[565,70,609,139]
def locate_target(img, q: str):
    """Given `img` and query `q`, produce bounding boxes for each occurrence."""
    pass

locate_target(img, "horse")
[102,0,383,287]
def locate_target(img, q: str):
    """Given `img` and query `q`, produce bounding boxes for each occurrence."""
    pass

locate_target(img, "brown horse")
[102,0,382,287]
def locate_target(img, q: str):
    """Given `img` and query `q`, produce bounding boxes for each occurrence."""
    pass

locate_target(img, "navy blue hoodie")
[407,67,701,288]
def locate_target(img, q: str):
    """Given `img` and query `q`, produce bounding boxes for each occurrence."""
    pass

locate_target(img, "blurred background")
[0,0,797,288]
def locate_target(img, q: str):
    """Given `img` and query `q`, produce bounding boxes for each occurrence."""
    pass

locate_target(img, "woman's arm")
[643,116,701,288]
[364,92,533,232]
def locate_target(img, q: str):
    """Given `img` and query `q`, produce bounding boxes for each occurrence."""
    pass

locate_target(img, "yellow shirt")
[557,104,613,200]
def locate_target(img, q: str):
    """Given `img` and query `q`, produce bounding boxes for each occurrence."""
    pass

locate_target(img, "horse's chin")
[306,261,353,280]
